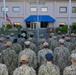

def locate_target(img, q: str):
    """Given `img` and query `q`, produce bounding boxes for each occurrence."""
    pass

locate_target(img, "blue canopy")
[24,15,55,22]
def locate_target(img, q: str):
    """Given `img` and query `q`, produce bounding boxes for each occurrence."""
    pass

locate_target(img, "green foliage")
[55,27,62,33]
[6,24,12,29]
[55,25,68,33]
[15,24,22,29]
[61,25,68,33]
[71,23,76,33]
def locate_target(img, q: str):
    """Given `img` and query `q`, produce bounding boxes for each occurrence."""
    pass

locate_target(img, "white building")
[0,0,76,31]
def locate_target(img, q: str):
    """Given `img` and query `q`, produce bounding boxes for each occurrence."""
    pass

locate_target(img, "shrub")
[70,23,76,33]
[55,25,68,33]
[15,24,22,29]
[6,24,12,29]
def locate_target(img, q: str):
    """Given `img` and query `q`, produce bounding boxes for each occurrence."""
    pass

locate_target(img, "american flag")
[3,12,13,26]
[6,13,12,25]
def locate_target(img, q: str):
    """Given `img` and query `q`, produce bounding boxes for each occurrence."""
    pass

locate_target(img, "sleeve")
[63,68,69,75]
[33,52,37,69]
[38,66,44,75]
[3,65,8,75]
[13,69,18,75]
[30,68,36,75]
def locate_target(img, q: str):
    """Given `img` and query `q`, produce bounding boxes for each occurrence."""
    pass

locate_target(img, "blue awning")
[24,15,55,22]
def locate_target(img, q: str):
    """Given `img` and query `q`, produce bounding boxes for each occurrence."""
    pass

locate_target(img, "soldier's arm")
[3,65,8,75]
[30,68,36,75]
[63,68,69,75]
[33,52,37,69]
[13,69,18,75]
[38,66,44,75]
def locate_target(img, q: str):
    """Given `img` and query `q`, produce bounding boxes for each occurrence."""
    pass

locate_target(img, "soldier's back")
[13,65,36,75]
[38,63,60,75]
[0,63,8,75]
[63,65,76,75]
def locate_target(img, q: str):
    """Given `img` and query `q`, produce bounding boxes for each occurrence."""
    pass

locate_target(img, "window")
[72,7,76,13]
[12,7,20,12]
[26,22,30,28]
[41,22,48,28]
[30,7,37,12]
[41,7,48,12]
[59,22,66,27]
[1,6,8,12]
[59,7,67,13]
[14,22,20,25]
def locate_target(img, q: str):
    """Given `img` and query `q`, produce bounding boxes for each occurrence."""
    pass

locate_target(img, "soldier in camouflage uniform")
[13,54,36,75]
[28,37,37,54]
[1,42,17,75]
[57,31,62,41]
[38,39,46,52]
[37,34,44,46]
[18,41,37,69]
[12,38,22,55]
[70,33,76,44]
[38,53,60,75]
[0,63,8,75]
[4,35,11,43]
[0,38,6,52]
[47,33,53,47]
[38,42,53,67]
[63,53,76,75]
[49,36,59,52]
[10,33,15,42]
[54,39,71,75]
[65,37,74,53]
[71,43,76,53]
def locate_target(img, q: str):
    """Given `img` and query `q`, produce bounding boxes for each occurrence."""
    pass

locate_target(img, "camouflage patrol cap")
[6,35,10,38]
[41,39,46,43]
[52,36,57,40]
[29,32,34,35]
[71,33,75,36]
[21,33,26,37]
[43,42,49,46]
[71,53,76,60]
[6,42,12,46]
[50,33,54,36]
[24,41,30,45]
[39,34,44,38]
[59,39,64,44]
[45,53,53,61]
[20,54,28,63]
[58,31,61,33]
[28,37,33,41]
[65,37,70,41]
[0,37,4,41]
[10,33,14,36]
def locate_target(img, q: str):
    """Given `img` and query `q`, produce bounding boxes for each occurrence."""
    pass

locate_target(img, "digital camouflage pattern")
[13,65,36,75]
[38,63,60,75]
[49,40,59,52]
[71,49,76,54]
[0,63,8,75]
[30,42,37,54]
[38,48,53,66]
[63,65,76,75]
[54,46,71,75]
[12,43,22,54]
[65,42,74,52]
[18,48,37,69]
[1,48,17,75]
[0,42,6,52]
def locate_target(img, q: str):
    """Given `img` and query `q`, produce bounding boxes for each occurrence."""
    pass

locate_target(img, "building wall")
[0,1,76,28]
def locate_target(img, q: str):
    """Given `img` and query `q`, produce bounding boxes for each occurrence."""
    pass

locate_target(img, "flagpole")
[3,0,6,26]
[68,0,71,33]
